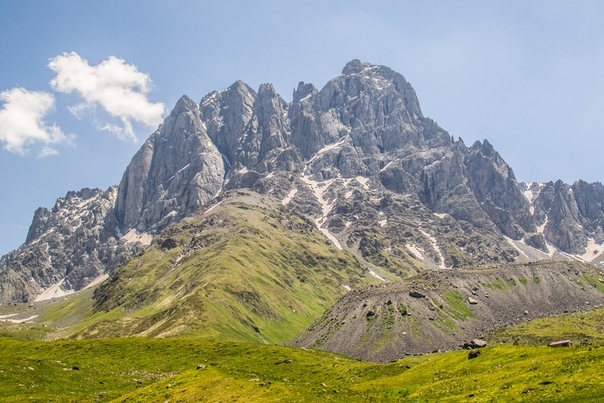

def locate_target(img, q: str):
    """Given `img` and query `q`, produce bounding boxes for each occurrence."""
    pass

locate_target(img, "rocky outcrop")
[465,140,535,239]
[115,95,225,233]
[0,187,135,303]
[529,180,604,255]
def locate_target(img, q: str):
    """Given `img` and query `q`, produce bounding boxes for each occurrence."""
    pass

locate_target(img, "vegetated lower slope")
[2,327,604,402]
[293,260,604,362]
[65,190,374,343]
[488,305,604,347]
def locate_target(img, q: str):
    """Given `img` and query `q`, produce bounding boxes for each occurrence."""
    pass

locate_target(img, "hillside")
[293,260,604,362]
[53,190,372,343]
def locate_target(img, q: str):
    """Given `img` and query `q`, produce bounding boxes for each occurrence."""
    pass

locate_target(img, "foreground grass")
[488,308,604,347]
[1,336,603,402]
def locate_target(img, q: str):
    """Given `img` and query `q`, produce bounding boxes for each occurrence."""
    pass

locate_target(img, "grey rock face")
[115,95,225,233]
[200,81,303,190]
[201,81,257,168]
[529,180,604,254]
[0,187,135,302]
[465,140,535,239]
[3,59,604,303]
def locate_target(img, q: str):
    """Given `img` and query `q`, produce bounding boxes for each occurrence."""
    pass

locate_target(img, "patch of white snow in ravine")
[418,228,449,269]
[123,229,153,246]
[536,216,548,235]
[307,139,347,164]
[342,284,351,291]
[83,274,109,290]
[281,188,298,206]
[355,176,370,190]
[301,175,342,250]
[2,315,38,323]
[204,201,223,214]
[379,161,395,173]
[378,219,387,227]
[433,213,447,219]
[368,269,386,282]
[579,238,603,263]
[406,244,424,260]
[504,236,529,260]
[34,279,74,302]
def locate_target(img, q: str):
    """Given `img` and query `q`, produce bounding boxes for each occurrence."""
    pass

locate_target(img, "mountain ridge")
[2,59,604,303]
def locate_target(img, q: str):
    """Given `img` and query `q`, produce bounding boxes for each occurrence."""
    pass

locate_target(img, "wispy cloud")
[0,88,69,155]
[48,52,165,140]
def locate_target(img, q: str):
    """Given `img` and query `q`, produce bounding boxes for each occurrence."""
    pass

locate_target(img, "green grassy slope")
[67,191,373,343]
[488,306,604,347]
[1,335,603,402]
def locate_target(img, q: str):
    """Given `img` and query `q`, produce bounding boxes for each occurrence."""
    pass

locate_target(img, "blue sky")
[1,0,604,256]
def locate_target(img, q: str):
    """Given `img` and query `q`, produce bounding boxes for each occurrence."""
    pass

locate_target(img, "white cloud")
[48,52,165,140]
[0,88,69,154]
[38,146,59,158]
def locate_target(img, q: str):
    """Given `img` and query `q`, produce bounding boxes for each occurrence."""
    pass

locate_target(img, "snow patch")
[504,236,529,260]
[83,274,109,290]
[418,228,449,269]
[355,176,369,190]
[379,160,395,173]
[204,201,223,214]
[307,138,346,164]
[579,238,603,263]
[406,244,424,260]
[2,315,38,323]
[378,219,387,227]
[301,175,342,249]
[34,279,74,302]
[299,94,312,103]
[175,163,190,176]
[123,230,153,246]
[342,284,351,291]
[523,182,545,214]
[281,188,298,206]
[368,269,386,282]
[319,227,343,250]
[433,213,447,219]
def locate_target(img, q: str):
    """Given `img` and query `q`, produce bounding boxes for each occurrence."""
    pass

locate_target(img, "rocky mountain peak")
[115,92,224,234]
[1,186,136,303]
[4,60,604,304]
[341,59,365,74]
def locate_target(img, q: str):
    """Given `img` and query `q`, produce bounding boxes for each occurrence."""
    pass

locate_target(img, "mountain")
[0,188,138,303]
[2,59,604,303]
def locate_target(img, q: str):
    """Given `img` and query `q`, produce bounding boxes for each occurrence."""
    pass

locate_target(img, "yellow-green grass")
[1,337,603,402]
[488,307,604,347]
[58,197,375,343]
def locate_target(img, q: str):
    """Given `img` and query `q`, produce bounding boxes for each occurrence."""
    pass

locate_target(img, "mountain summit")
[2,60,604,303]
